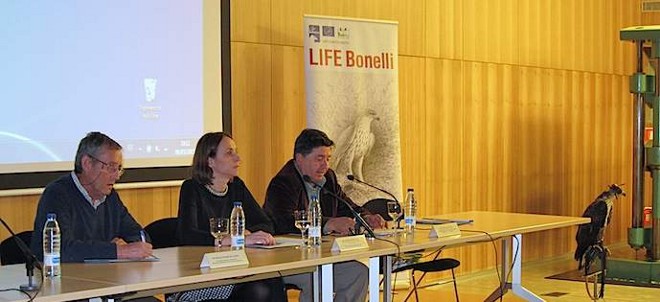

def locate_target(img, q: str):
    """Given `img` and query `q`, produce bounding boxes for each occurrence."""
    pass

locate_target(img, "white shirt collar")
[71,171,107,209]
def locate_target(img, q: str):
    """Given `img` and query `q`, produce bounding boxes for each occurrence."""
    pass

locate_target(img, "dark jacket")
[263,159,364,235]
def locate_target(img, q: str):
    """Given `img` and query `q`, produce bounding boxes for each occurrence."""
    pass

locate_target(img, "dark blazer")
[263,159,365,235]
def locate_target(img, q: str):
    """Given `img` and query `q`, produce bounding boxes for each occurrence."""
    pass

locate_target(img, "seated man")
[264,128,386,302]
[30,132,152,262]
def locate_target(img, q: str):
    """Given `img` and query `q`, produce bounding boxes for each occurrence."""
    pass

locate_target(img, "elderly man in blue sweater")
[31,132,152,262]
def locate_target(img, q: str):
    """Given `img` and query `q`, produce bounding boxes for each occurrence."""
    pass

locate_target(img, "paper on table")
[373,228,404,237]
[247,237,303,249]
[417,218,473,225]
[84,255,160,263]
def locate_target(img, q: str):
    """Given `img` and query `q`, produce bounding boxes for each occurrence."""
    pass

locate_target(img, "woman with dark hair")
[174,132,286,302]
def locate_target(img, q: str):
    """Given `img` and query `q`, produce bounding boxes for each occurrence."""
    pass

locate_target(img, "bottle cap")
[407,188,414,191]
[47,213,57,220]
[233,201,242,206]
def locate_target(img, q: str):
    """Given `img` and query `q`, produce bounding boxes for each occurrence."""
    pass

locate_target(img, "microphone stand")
[347,175,403,229]
[0,217,42,291]
[303,175,377,239]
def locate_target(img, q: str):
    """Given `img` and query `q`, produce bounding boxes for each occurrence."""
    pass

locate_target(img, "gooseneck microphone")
[0,217,42,291]
[346,175,401,205]
[346,175,403,224]
[302,175,377,238]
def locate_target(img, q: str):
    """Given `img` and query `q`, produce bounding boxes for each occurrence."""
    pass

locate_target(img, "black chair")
[365,198,460,301]
[144,217,179,249]
[382,253,461,302]
[362,198,400,222]
[400,258,461,302]
[0,230,33,265]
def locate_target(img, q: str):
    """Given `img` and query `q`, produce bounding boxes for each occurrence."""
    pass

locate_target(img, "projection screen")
[0,0,231,190]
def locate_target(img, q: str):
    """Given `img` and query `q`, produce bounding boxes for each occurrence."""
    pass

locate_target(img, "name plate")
[331,234,369,252]
[429,222,461,238]
[200,250,249,269]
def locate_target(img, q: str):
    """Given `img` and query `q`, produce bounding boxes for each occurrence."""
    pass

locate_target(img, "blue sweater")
[30,173,143,262]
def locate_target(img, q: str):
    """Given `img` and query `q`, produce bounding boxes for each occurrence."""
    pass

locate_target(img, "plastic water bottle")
[404,188,417,234]
[43,213,61,278]
[307,194,322,247]
[230,202,245,249]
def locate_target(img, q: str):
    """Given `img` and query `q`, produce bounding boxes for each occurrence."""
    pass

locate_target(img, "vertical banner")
[304,15,402,204]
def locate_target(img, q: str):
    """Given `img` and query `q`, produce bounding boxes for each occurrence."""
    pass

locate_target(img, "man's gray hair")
[74,132,122,173]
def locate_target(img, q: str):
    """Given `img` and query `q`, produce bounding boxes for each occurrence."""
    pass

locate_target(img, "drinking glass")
[294,210,310,247]
[387,201,401,230]
[209,217,229,248]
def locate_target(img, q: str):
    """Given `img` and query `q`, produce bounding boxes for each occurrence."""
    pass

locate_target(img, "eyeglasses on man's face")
[87,154,124,176]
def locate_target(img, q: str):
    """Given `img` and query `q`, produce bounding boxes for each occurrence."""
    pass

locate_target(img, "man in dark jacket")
[264,128,385,302]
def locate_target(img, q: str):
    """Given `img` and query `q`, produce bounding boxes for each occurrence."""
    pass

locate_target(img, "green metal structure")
[612,25,660,285]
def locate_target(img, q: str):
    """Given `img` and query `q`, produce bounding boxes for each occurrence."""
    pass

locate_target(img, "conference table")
[363,211,590,302]
[0,211,589,302]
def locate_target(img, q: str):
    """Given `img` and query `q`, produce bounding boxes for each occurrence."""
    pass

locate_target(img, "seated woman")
[174,132,286,302]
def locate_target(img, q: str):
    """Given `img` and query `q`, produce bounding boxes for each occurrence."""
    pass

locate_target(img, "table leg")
[510,234,543,301]
[369,256,380,302]
[382,255,393,302]
[313,266,320,302]
[321,263,333,301]
[485,234,544,302]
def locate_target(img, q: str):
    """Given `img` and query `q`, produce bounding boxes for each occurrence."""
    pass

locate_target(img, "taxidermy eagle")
[574,184,625,269]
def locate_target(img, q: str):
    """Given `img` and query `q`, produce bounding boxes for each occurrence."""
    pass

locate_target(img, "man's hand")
[324,217,356,235]
[245,230,276,246]
[117,241,153,259]
[111,237,128,245]
[364,214,386,229]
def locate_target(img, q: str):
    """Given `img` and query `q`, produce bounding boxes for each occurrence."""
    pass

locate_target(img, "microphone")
[346,175,403,224]
[302,175,377,238]
[0,217,42,291]
[346,174,401,205]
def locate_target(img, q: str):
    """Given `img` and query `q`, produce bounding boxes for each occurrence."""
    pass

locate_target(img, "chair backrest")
[362,198,399,221]
[0,230,33,265]
[144,217,179,249]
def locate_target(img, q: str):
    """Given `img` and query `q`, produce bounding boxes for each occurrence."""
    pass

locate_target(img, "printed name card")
[331,234,369,252]
[429,222,461,238]
[200,250,249,269]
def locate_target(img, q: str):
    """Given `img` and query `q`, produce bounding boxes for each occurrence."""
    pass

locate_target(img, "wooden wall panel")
[399,56,427,195]
[119,187,173,227]
[271,0,305,46]
[231,42,273,204]
[231,0,271,43]
[392,1,425,57]
[0,188,177,243]
[271,45,306,174]
[0,195,39,240]
[424,58,464,215]
[426,0,462,60]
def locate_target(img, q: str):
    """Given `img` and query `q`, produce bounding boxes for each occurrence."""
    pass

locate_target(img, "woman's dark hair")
[191,132,232,185]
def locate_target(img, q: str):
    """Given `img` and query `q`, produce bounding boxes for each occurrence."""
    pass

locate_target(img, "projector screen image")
[0,0,223,174]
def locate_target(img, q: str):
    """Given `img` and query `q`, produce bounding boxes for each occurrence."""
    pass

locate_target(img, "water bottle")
[230,202,245,249]
[43,213,61,278]
[307,194,322,247]
[404,188,417,234]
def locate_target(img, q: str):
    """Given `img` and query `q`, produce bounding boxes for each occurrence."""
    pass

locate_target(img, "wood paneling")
[231,0,271,43]
[271,45,306,173]
[0,195,39,240]
[3,1,655,278]
[231,42,273,204]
